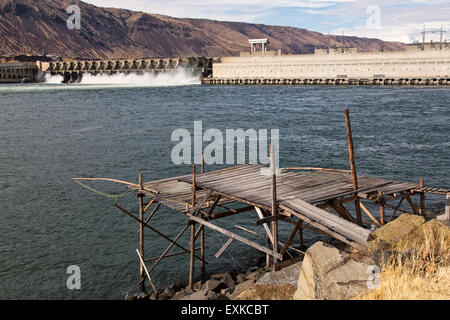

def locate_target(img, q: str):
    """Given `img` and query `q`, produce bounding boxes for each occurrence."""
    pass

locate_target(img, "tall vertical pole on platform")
[200,156,206,275]
[344,109,362,226]
[138,173,146,293]
[270,145,278,271]
[420,178,426,217]
[378,191,385,225]
[445,193,450,221]
[189,165,197,289]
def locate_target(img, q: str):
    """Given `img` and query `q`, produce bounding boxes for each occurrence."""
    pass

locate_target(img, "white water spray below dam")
[43,69,201,88]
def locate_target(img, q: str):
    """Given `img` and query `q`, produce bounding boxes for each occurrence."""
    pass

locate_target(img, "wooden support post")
[136,249,157,295]
[270,145,278,271]
[189,165,197,289]
[386,197,405,223]
[192,164,196,209]
[446,193,450,221]
[189,221,196,289]
[420,178,426,216]
[265,234,270,271]
[148,224,190,274]
[299,222,304,251]
[280,219,303,256]
[378,191,385,225]
[406,196,419,214]
[201,153,205,175]
[200,226,205,274]
[138,173,145,293]
[344,109,362,225]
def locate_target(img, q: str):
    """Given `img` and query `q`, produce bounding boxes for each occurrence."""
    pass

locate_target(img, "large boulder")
[294,241,373,300]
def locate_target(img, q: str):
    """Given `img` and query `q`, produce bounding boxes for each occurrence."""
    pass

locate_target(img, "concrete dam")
[0,57,215,83]
[202,40,450,86]
[42,57,216,83]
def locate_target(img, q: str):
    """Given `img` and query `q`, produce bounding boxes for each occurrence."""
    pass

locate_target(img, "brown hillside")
[0,0,405,59]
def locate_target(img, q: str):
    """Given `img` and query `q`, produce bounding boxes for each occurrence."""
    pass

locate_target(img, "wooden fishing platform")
[74,109,450,295]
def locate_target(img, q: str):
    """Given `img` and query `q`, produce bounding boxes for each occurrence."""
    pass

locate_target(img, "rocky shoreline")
[127,213,450,301]
[127,254,304,301]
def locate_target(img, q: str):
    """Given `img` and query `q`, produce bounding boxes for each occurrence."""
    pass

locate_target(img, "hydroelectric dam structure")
[1,38,449,86]
[40,57,216,83]
[203,40,450,86]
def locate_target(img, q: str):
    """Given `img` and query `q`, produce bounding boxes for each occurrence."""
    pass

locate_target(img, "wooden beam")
[209,205,254,220]
[145,248,201,262]
[254,207,274,245]
[189,222,196,289]
[138,173,145,293]
[148,223,191,274]
[143,199,156,213]
[386,197,405,223]
[280,220,303,256]
[137,203,161,233]
[420,178,426,216]
[344,109,362,225]
[270,145,279,271]
[378,191,385,225]
[136,249,157,295]
[73,177,160,194]
[446,193,450,221]
[187,213,283,260]
[234,225,304,255]
[406,196,419,214]
[256,214,283,226]
[200,226,206,274]
[215,238,233,258]
[114,204,206,264]
[359,202,382,226]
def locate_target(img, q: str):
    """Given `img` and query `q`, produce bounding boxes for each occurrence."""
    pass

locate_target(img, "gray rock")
[202,279,222,292]
[230,279,255,298]
[163,284,177,299]
[257,261,302,289]
[181,289,209,300]
[294,241,373,300]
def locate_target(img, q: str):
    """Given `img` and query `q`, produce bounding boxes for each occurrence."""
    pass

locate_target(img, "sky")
[83,0,450,43]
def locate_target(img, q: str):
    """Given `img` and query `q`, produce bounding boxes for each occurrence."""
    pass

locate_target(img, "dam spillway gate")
[42,57,216,83]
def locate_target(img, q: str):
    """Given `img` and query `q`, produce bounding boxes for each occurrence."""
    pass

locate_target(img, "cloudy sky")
[84,0,450,43]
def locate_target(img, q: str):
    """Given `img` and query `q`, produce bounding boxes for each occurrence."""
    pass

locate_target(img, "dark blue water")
[0,83,449,299]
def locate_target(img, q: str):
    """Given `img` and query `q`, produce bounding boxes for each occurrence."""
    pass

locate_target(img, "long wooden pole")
[200,225,205,275]
[138,173,145,293]
[189,164,197,289]
[189,222,196,289]
[270,145,278,271]
[446,193,450,221]
[378,191,385,225]
[420,178,426,216]
[344,109,362,225]
[188,214,283,260]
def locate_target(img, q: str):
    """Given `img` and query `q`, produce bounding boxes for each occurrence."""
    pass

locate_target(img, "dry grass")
[357,221,450,300]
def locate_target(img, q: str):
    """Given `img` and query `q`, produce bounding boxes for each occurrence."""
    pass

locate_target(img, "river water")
[0,75,449,299]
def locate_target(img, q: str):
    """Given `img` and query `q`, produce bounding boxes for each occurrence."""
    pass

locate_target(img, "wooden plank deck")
[132,164,421,251]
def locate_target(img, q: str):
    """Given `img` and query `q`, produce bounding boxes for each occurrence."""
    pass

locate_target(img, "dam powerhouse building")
[203,39,450,85]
